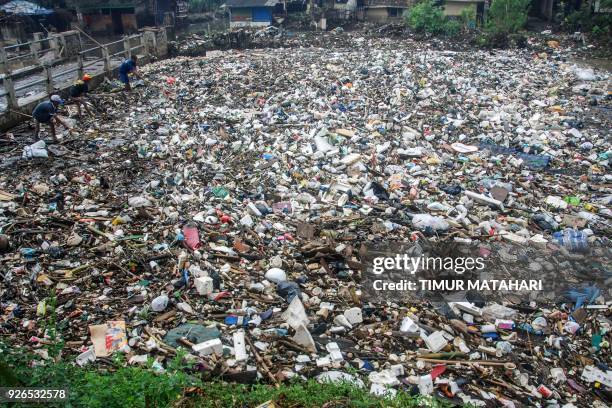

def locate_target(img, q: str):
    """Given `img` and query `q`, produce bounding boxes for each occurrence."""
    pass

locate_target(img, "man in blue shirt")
[118,55,142,91]
[32,95,70,141]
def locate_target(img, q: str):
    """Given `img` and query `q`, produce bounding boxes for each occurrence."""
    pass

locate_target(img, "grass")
[0,342,453,408]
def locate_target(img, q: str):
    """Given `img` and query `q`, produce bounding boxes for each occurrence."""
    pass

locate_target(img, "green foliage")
[40,292,65,359]
[563,4,612,37]
[137,304,151,321]
[0,341,452,408]
[486,0,530,34]
[591,20,611,37]
[0,343,200,408]
[405,1,447,35]
[404,1,463,36]
[478,0,529,48]
[598,0,612,8]
[444,19,462,36]
[460,6,476,29]
[476,34,488,46]
[563,5,593,30]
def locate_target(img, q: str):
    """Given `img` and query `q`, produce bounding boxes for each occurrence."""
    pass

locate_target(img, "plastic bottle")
[552,229,588,252]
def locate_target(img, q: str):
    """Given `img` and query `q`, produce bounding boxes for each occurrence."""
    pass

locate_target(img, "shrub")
[460,6,476,29]
[563,3,612,38]
[486,0,530,34]
[444,19,462,36]
[405,1,447,35]
[404,1,463,36]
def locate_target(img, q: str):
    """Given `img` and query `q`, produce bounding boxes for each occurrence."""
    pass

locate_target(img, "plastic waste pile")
[0,33,610,406]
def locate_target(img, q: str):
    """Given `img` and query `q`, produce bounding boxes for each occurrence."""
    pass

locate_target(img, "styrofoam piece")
[192,338,222,356]
[233,330,247,362]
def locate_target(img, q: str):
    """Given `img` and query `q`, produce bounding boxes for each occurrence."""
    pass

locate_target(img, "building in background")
[66,0,177,35]
[442,0,484,17]
[227,0,284,27]
[320,0,359,21]
[0,0,54,44]
[225,0,308,27]
[363,0,411,22]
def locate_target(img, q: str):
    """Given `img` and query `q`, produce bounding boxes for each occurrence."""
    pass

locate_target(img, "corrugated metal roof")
[66,0,137,10]
[226,0,279,7]
[364,0,411,8]
[0,0,53,15]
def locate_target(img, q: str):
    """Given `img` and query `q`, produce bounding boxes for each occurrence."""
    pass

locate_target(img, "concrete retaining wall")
[0,27,168,132]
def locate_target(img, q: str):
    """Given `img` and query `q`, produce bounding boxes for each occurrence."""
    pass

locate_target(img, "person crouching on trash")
[118,55,142,91]
[32,95,70,141]
[69,73,93,118]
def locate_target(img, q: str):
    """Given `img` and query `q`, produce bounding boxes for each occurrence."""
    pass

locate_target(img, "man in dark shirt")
[118,55,142,91]
[69,73,93,118]
[32,95,70,141]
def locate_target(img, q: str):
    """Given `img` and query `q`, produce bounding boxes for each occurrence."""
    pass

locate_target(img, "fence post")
[59,34,67,58]
[49,35,60,60]
[77,32,83,53]
[32,32,43,58]
[76,31,84,80]
[0,47,17,109]
[154,27,167,57]
[4,76,18,109]
[77,53,84,79]
[123,36,131,59]
[142,32,150,56]
[102,45,111,79]
[32,32,43,47]
[30,42,40,65]
[151,32,158,56]
[42,64,54,95]
[0,47,8,75]
[137,34,147,54]
[143,31,156,57]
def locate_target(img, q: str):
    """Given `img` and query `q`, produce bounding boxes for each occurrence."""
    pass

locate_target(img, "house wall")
[252,7,272,22]
[0,22,28,44]
[83,12,138,34]
[230,21,270,27]
[121,13,138,33]
[443,1,477,16]
[229,6,272,27]
[85,14,113,33]
[230,7,252,22]
[365,8,388,22]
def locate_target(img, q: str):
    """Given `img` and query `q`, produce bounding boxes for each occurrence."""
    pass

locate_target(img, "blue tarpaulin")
[252,7,272,23]
[0,1,53,16]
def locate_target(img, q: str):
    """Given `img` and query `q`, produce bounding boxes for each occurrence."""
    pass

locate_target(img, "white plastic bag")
[22,140,48,159]
[573,66,596,81]
[412,214,449,232]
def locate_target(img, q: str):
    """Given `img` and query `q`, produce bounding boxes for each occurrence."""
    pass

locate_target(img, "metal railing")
[0,30,157,112]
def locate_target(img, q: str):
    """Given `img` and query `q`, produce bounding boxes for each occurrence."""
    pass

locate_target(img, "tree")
[486,0,531,34]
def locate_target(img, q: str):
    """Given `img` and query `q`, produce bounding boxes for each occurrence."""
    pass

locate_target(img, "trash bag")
[163,324,220,348]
